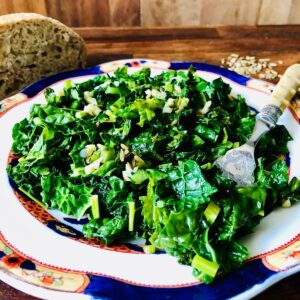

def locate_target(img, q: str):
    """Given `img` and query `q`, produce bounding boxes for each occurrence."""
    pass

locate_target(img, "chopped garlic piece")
[146,89,166,100]
[84,104,101,116]
[120,144,130,162]
[163,98,175,113]
[122,162,134,181]
[120,143,129,155]
[86,144,97,156]
[84,91,90,100]
[80,144,96,158]
[176,97,189,113]
[100,80,111,88]
[120,149,125,162]
[83,90,97,104]
[145,89,152,98]
[200,101,212,115]
[152,89,166,100]
[171,119,178,126]
[57,89,65,97]
[85,157,102,175]
[86,97,97,105]
[174,85,182,95]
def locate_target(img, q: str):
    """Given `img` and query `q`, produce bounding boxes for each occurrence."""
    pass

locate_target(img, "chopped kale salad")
[7,66,300,283]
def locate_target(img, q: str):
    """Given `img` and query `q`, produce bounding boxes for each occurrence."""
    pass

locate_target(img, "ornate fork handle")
[256,104,282,128]
[246,105,282,147]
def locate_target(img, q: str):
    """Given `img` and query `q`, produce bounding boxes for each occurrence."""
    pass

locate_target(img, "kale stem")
[19,187,46,209]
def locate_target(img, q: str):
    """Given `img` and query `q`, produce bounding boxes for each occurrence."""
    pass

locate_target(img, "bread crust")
[0,13,87,99]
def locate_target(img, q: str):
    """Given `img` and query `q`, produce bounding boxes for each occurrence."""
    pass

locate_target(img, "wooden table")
[1,25,299,300]
[78,25,300,76]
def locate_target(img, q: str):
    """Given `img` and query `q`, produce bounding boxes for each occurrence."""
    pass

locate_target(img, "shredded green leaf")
[7,66,300,283]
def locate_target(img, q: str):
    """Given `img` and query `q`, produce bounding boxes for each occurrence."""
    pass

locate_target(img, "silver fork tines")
[214,104,282,186]
[214,147,256,187]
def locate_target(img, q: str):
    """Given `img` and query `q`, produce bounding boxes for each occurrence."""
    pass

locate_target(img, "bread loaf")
[0,13,86,99]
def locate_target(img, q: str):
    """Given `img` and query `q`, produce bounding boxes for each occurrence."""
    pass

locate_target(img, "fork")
[214,64,300,186]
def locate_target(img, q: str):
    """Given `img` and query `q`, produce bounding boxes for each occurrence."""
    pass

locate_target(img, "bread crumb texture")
[0,13,86,99]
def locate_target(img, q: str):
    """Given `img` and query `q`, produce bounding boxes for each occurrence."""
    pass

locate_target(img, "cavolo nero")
[7,66,300,283]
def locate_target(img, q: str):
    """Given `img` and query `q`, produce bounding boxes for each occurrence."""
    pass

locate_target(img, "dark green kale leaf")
[218,187,266,241]
[11,119,41,156]
[41,174,93,219]
[167,160,217,211]
[83,216,128,245]
[255,125,292,163]
[104,176,128,216]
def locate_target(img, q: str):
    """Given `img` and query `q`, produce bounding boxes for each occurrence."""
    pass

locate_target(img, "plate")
[0,59,299,300]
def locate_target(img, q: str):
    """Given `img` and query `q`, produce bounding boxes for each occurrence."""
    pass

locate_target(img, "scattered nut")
[120,143,129,155]
[120,149,125,162]
[221,54,282,80]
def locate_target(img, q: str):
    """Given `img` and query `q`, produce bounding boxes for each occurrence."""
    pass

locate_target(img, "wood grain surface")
[76,25,300,77]
[0,25,300,299]
[1,0,300,26]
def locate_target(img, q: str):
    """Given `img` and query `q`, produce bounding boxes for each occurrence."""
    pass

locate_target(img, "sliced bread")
[0,13,86,99]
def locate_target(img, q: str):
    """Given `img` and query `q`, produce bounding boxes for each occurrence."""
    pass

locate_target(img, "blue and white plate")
[0,59,299,300]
